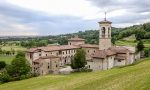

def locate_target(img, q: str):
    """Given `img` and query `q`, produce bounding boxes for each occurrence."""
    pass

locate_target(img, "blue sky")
[0,0,150,36]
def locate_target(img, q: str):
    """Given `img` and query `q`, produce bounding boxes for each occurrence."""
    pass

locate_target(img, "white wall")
[114,59,126,66]
[107,56,115,69]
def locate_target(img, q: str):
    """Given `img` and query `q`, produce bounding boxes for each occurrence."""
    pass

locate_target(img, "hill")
[0,58,150,90]
[46,22,150,45]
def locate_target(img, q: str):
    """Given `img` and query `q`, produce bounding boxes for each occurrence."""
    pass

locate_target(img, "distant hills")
[0,22,150,45]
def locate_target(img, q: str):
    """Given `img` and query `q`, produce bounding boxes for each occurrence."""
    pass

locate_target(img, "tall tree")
[71,49,86,70]
[7,52,30,77]
[136,40,144,52]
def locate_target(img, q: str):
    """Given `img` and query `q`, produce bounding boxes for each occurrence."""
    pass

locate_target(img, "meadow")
[0,58,150,90]
[0,55,15,64]
[116,39,150,48]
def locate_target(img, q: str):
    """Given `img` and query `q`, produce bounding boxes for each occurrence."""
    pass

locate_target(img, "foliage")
[15,51,25,58]
[71,49,86,69]
[0,61,6,70]
[136,40,145,52]
[144,49,150,57]
[7,57,30,77]
[0,69,11,83]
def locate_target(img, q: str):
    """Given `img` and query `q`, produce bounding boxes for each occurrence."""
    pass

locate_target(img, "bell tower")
[98,12,112,50]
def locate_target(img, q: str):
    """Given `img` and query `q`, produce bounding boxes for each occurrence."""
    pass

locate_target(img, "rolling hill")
[0,58,150,90]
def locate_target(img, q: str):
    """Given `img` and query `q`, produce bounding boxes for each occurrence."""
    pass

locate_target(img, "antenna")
[104,12,106,21]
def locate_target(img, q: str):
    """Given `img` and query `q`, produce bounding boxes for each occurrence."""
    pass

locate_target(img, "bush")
[0,61,6,70]
[0,69,11,83]
[144,49,150,57]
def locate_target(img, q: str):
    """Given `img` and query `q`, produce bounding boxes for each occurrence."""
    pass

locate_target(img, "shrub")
[144,49,150,57]
[0,61,6,70]
[0,69,11,83]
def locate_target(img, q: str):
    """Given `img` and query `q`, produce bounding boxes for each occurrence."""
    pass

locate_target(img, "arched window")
[102,27,105,38]
[108,27,110,37]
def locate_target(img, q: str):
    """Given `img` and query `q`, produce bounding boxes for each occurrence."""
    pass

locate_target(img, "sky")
[0,0,150,36]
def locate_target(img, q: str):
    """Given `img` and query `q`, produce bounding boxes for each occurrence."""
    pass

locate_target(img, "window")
[102,27,105,38]
[118,60,122,62]
[56,64,58,67]
[46,54,47,56]
[88,50,89,53]
[70,43,71,45]
[108,27,111,37]
[39,54,41,56]
[30,53,32,59]
[48,66,49,69]
[94,50,95,53]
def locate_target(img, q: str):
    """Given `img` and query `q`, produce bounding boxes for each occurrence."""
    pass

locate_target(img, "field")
[0,58,150,90]
[116,39,150,48]
[0,55,15,64]
[1,46,26,51]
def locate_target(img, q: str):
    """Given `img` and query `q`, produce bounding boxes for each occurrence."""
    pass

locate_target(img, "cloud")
[0,1,99,36]
[87,0,150,27]
[0,0,150,36]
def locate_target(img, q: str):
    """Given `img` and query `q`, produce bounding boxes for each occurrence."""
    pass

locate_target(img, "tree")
[144,49,150,57]
[136,40,144,52]
[0,69,11,83]
[6,52,30,77]
[0,61,6,70]
[0,48,2,54]
[16,51,25,58]
[135,30,145,40]
[71,49,86,70]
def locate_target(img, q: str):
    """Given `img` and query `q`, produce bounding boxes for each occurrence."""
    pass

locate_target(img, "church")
[87,16,140,71]
[26,15,141,75]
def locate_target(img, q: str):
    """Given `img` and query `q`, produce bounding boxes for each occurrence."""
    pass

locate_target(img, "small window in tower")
[102,27,105,38]
[108,27,111,37]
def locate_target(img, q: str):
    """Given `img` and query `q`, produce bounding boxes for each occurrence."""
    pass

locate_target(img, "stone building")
[87,16,139,71]
[26,15,140,75]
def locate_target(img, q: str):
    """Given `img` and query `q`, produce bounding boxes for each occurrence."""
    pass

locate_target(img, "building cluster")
[26,18,141,75]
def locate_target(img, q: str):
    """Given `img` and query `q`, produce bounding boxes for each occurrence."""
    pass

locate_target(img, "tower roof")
[98,12,112,24]
[98,20,112,24]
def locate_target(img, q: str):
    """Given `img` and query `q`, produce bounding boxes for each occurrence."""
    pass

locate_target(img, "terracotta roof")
[79,44,99,48]
[92,49,116,59]
[27,45,80,52]
[68,37,85,41]
[33,55,60,63]
[108,46,133,54]
[98,20,112,24]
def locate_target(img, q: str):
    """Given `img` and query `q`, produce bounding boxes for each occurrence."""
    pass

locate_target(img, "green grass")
[0,58,150,90]
[116,39,150,48]
[1,46,26,51]
[0,55,15,64]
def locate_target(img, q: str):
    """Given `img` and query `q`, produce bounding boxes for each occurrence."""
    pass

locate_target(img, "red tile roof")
[92,49,116,59]
[33,55,60,63]
[108,46,133,54]
[27,45,80,52]
[79,44,99,48]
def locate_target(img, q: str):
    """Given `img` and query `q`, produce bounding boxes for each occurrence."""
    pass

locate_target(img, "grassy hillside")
[0,58,150,90]
[116,39,150,48]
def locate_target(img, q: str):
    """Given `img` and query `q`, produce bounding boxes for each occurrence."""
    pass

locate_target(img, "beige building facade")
[26,16,140,75]
[87,18,140,71]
